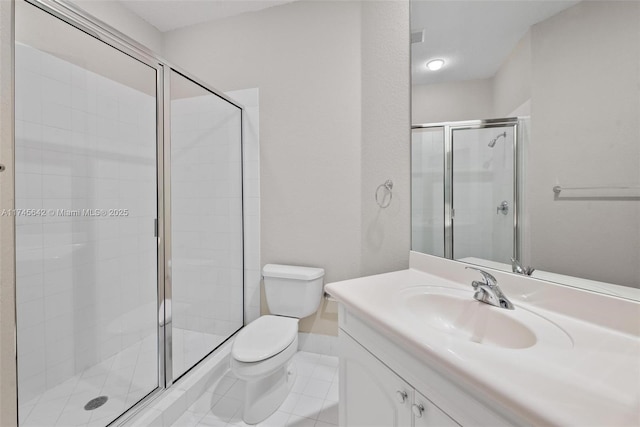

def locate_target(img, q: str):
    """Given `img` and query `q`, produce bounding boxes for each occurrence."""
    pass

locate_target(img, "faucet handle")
[465,266,497,287]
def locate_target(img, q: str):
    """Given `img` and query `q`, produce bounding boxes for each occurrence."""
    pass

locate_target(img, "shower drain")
[84,396,108,411]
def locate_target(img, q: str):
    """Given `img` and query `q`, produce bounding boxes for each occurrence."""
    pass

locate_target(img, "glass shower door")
[169,70,244,380]
[14,1,160,425]
[411,127,445,257]
[451,126,516,265]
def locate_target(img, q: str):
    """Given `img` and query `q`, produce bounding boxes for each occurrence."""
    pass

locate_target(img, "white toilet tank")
[262,264,325,318]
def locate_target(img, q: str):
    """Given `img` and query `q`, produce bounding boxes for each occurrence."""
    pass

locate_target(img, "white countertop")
[460,257,640,302]
[325,255,640,426]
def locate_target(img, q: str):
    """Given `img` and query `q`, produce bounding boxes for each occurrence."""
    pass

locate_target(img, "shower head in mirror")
[488,132,507,148]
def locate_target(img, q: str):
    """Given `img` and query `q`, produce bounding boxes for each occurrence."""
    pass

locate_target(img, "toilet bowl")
[230,264,324,425]
[231,315,299,381]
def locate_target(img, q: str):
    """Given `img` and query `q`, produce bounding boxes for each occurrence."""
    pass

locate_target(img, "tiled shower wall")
[411,128,444,256]
[14,43,158,403]
[490,130,514,259]
[170,93,243,338]
[170,87,260,341]
[452,128,513,262]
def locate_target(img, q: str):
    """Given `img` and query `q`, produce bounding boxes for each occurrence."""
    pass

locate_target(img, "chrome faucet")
[511,258,535,276]
[465,267,514,310]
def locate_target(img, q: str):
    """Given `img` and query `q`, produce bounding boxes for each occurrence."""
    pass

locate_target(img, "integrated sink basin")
[394,286,573,350]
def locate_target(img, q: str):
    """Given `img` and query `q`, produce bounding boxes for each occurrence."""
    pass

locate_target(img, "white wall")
[528,0,640,287]
[412,78,493,124]
[492,31,531,118]
[68,0,163,53]
[360,0,411,276]
[0,0,17,424]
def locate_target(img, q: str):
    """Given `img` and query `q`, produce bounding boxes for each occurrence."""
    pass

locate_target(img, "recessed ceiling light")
[426,59,445,71]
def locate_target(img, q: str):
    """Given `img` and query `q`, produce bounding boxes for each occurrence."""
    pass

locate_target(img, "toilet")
[230,264,325,425]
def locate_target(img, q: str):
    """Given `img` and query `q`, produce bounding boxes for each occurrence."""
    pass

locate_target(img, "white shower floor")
[19,329,229,427]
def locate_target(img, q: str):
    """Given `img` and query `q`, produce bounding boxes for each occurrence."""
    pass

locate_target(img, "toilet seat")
[232,315,299,362]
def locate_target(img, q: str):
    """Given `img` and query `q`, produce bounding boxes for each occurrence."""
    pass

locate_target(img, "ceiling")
[118,0,297,32]
[117,0,580,83]
[411,1,580,86]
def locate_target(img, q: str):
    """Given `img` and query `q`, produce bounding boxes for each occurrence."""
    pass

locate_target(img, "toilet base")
[242,362,297,425]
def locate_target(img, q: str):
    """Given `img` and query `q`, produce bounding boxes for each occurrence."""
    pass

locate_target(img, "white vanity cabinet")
[413,390,460,427]
[338,305,518,427]
[340,331,413,426]
[340,331,459,427]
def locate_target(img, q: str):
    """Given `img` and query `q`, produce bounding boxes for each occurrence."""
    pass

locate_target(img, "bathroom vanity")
[325,252,640,426]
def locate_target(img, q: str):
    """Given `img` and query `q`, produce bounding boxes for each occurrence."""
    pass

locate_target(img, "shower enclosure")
[411,118,522,265]
[14,1,243,425]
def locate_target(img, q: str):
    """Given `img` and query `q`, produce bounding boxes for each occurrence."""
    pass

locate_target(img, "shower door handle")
[497,200,509,215]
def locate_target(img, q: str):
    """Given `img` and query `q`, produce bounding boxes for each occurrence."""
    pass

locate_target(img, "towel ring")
[375,179,393,208]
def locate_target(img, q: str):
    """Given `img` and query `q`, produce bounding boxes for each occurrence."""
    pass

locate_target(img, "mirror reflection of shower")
[411,118,522,267]
[488,131,507,148]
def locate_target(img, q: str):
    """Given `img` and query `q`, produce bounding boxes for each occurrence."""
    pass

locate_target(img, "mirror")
[410,1,640,300]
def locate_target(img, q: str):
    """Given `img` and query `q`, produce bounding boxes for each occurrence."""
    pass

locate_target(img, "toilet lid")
[232,315,299,363]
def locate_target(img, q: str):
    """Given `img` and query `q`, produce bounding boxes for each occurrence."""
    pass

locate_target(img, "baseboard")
[297,332,339,356]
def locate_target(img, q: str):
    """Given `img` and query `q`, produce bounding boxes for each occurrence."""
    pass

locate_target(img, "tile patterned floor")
[171,352,339,427]
[19,329,227,427]
[19,334,157,427]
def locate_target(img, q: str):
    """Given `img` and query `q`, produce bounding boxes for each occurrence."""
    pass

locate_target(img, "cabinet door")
[340,332,412,427]
[413,390,460,427]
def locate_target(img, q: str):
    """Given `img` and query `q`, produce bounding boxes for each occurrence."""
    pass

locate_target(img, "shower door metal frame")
[161,65,173,390]
[14,0,246,424]
[411,117,521,262]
